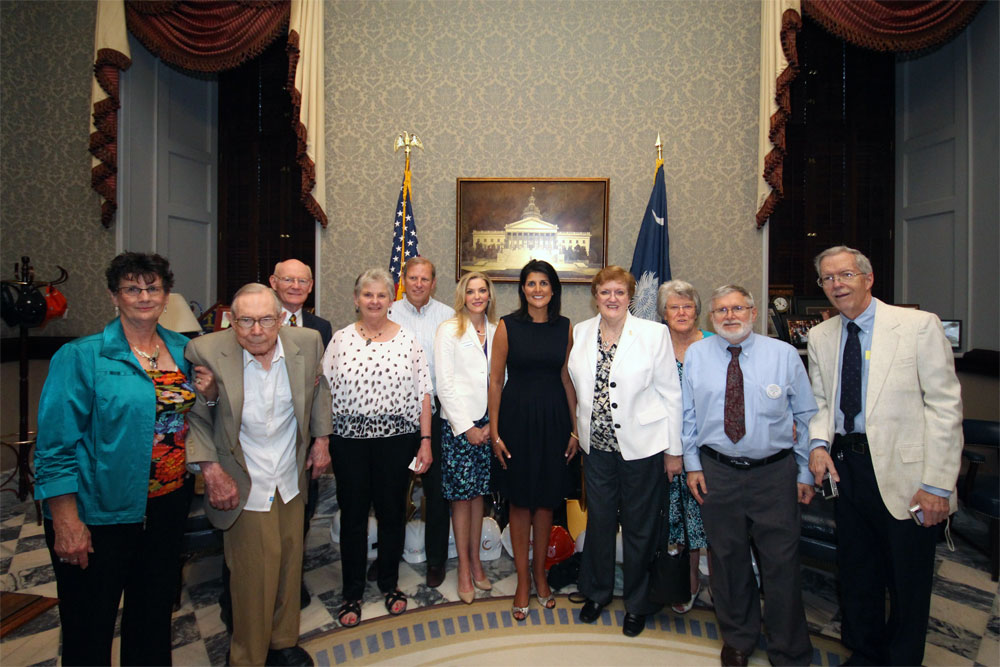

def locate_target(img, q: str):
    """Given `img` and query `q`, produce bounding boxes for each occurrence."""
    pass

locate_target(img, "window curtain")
[756,0,802,228]
[91,0,132,228]
[802,0,985,53]
[90,0,327,227]
[287,0,326,227]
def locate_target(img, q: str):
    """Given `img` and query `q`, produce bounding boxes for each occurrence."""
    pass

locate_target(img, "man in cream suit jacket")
[806,246,962,666]
[185,284,332,667]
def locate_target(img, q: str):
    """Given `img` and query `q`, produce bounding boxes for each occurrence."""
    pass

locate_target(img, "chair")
[957,418,999,581]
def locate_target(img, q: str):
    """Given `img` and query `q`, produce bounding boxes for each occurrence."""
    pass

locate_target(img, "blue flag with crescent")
[629,159,671,320]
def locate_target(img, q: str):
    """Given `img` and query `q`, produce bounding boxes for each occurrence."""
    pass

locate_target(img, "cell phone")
[908,504,925,525]
[820,473,838,500]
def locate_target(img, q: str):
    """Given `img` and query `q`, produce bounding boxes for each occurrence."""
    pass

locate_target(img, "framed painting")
[456,178,609,283]
[786,315,823,348]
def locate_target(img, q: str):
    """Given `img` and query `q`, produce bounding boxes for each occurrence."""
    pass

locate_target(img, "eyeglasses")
[817,271,866,287]
[666,304,695,313]
[274,276,311,286]
[118,285,164,297]
[710,305,752,316]
[234,316,279,329]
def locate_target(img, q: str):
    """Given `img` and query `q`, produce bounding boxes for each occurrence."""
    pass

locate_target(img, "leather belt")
[832,432,870,455]
[700,445,791,470]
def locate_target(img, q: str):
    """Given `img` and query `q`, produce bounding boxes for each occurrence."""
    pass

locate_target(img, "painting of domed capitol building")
[456,178,609,282]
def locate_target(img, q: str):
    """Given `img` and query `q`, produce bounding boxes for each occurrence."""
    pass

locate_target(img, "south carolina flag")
[629,159,671,320]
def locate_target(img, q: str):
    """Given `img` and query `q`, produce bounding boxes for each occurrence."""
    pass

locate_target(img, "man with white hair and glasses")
[806,246,962,666]
[681,285,817,666]
[186,284,332,666]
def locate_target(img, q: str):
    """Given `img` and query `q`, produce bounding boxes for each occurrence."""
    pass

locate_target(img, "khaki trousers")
[225,490,304,666]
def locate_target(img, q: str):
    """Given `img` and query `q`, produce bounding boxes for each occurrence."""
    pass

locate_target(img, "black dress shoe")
[266,645,314,666]
[578,599,605,623]
[300,582,311,609]
[622,612,646,637]
[366,560,378,582]
[720,644,750,667]
[426,563,446,588]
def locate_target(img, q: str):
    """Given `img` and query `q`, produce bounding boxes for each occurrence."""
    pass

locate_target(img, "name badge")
[766,384,783,399]
[460,339,476,347]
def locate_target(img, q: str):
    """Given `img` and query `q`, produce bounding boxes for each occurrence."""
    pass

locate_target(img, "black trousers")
[578,448,663,614]
[330,433,416,600]
[699,453,812,665]
[423,405,450,567]
[833,441,939,665]
[45,478,194,666]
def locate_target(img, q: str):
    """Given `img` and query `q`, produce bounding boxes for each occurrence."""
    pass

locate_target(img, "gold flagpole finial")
[394,132,425,157]
[655,132,663,162]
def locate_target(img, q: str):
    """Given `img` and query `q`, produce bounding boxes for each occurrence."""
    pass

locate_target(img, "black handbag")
[648,475,692,606]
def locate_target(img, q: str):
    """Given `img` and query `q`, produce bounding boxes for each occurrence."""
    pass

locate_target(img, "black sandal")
[384,589,408,616]
[337,600,361,627]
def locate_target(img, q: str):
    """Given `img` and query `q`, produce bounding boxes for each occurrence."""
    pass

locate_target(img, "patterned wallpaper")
[0,1,116,340]
[0,0,764,342]
[319,0,763,330]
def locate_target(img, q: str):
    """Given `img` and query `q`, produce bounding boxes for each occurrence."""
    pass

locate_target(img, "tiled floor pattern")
[1,476,997,666]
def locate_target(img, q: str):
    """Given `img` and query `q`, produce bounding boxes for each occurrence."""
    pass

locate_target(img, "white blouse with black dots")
[323,324,432,439]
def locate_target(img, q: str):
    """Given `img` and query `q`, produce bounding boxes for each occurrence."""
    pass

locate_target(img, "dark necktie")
[841,322,862,432]
[288,313,297,327]
[724,346,745,443]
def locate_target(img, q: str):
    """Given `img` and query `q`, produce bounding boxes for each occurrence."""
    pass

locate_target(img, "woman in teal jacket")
[35,252,214,666]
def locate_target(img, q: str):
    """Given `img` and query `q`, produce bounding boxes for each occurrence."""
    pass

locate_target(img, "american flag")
[388,167,419,300]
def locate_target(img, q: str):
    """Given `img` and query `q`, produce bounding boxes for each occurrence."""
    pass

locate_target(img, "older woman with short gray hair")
[657,279,712,614]
[322,267,433,627]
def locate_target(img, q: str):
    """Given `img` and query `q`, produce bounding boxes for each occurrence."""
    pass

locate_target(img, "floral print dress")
[147,370,195,498]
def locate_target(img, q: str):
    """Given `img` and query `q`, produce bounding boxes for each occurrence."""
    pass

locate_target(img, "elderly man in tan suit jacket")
[185,283,332,667]
[806,246,962,666]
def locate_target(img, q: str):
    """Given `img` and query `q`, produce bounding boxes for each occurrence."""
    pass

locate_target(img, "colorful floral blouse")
[147,369,195,497]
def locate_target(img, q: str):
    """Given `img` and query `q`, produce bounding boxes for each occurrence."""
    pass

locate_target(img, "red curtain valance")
[125,0,289,73]
[802,0,985,53]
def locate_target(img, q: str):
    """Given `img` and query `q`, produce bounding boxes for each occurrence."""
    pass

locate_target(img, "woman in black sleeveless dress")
[488,260,579,621]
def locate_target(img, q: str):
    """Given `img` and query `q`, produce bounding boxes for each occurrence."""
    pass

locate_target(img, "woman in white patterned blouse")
[322,267,432,627]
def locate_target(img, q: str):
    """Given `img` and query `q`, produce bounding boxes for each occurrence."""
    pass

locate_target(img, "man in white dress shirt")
[186,284,332,666]
[387,257,455,586]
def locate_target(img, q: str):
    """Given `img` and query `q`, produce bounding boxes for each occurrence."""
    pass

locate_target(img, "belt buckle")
[850,442,865,454]
[731,457,751,469]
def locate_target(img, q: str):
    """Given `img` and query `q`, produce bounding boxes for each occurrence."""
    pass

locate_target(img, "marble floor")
[1,476,998,666]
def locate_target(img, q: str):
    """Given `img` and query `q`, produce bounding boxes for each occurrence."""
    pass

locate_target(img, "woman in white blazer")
[567,266,683,638]
[434,271,497,604]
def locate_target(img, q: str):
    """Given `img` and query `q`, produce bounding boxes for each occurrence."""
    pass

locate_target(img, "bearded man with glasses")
[681,284,818,666]
[185,283,332,667]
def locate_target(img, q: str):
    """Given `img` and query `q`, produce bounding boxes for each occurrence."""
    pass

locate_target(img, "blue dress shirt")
[682,332,818,485]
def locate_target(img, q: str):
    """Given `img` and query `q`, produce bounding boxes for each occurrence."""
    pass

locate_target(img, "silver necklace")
[359,323,387,346]
[133,344,160,369]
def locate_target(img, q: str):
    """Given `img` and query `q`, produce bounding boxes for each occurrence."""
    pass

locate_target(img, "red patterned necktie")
[724,346,746,443]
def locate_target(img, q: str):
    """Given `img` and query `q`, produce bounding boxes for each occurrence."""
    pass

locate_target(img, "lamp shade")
[159,293,202,333]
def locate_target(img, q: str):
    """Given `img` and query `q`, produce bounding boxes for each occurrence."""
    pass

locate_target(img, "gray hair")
[709,284,755,311]
[354,267,395,299]
[658,280,702,318]
[813,246,873,276]
[231,283,282,317]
